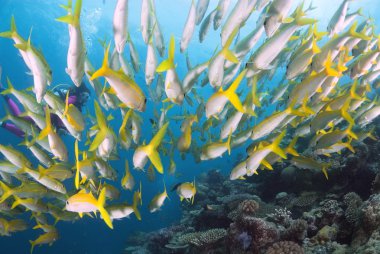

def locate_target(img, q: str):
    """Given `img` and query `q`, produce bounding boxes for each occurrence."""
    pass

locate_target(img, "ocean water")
[0,0,379,253]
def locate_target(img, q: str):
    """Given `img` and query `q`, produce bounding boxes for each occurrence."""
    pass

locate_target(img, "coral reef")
[125,122,380,253]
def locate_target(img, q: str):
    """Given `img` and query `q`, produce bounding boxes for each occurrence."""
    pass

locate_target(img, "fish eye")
[264,20,267,26]
[66,201,69,205]
[49,70,52,75]
[144,98,147,103]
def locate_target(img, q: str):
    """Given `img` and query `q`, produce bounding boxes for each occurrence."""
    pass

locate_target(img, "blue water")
[0,0,379,253]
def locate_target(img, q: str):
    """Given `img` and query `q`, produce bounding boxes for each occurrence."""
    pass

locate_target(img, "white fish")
[213,0,231,30]
[195,0,210,25]
[113,0,128,53]
[56,0,86,87]
[180,0,197,53]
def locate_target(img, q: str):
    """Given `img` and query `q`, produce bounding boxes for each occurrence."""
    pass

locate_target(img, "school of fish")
[0,0,379,252]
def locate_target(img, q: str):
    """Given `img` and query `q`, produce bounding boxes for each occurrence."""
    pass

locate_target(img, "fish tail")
[59,0,72,12]
[91,44,112,80]
[163,179,170,200]
[89,101,107,151]
[341,98,355,125]
[301,96,315,115]
[0,16,18,38]
[56,0,82,26]
[29,240,35,254]
[156,35,175,72]
[11,196,22,209]
[74,140,81,189]
[221,27,239,63]
[0,181,13,203]
[38,106,52,140]
[348,21,371,40]
[324,51,341,77]
[346,125,358,140]
[37,165,47,180]
[132,191,142,221]
[293,2,317,26]
[226,131,232,155]
[150,122,169,150]
[98,187,113,229]
[368,130,378,141]
[286,136,299,157]
[224,69,247,113]
[270,131,287,159]
[344,141,355,153]
[322,165,329,180]
[0,78,15,95]
[350,80,367,101]
[250,77,262,107]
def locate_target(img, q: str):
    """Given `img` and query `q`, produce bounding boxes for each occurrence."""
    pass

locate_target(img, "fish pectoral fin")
[78,212,83,218]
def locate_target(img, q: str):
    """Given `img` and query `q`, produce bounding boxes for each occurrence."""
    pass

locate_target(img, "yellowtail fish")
[156,36,185,105]
[12,30,52,103]
[113,0,128,54]
[173,179,196,203]
[108,184,142,221]
[200,132,231,161]
[38,106,68,162]
[148,181,169,213]
[30,230,59,254]
[91,45,146,112]
[291,155,331,180]
[133,122,169,173]
[56,0,86,87]
[206,69,247,119]
[88,101,116,160]
[121,160,135,191]
[180,0,196,53]
[65,187,113,229]
[17,166,67,194]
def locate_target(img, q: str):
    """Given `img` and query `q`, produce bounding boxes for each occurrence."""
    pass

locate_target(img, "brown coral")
[266,241,304,254]
[238,199,260,216]
[283,219,308,243]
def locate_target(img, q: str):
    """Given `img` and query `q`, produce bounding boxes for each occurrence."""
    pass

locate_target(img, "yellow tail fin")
[270,131,287,159]
[98,187,113,229]
[29,240,35,254]
[341,98,354,125]
[56,0,82,27]
[224,69,247,113]
[0,181,13,203]
[143,123,168,174]
[324,51,341,77]
[156,35,175,72]
[89,101,108,151]
[226,131,232,155]
[221,27,239,63]
[91,44,112,80]
[348,21,371,41]
[0,16,18,38]
[346,124,358,140]
[132,191,142,221]
[38,106,52,140]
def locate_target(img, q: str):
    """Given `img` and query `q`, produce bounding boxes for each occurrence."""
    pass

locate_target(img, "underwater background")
[0,0,380,253]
